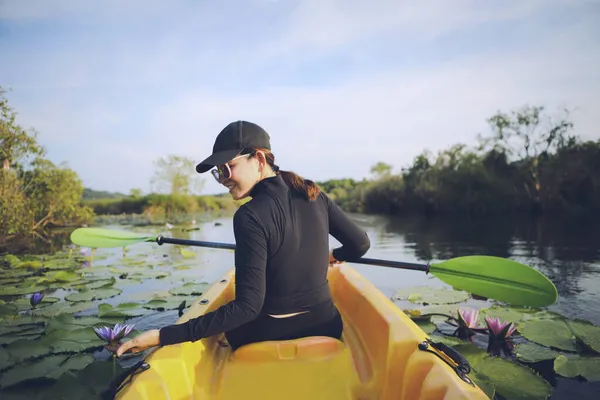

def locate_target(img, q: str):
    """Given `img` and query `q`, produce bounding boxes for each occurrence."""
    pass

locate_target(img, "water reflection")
[362,213,600,325]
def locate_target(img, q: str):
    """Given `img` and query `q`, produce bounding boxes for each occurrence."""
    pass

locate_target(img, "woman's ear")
[255,151,266,170]
[256,151,267,170]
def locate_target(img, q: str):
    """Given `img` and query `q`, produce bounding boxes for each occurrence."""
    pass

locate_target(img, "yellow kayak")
[115,264,489,400]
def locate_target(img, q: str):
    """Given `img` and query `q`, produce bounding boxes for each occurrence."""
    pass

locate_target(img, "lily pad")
[42,327,105,353]
[479,305,527,325]
[143,297,190,311]
[0,302,17,316]
[469,371,496,400]
[5,338,52,364]
[128,270,170,280]
[45,314,124,332]
[0,284,48,296]
[17,260,44,269]
[42,258,80,270]
[514,342,561,363]
[413,319,437,334]
[0,347,10,371]
[37,270,81,283]
[98,302,151,318]
[122,257,147,266]
[554,354,600,381]
[0,353,95,388]
[43,359,126,398]
[65,288,121,302]
[168,282,209,296]
[73,278,116,290]
[392,286,470,305]
[41,296,60,304]
[565,319,600,354]
[35,301,96,317]
[0,321,45,337]
[524,309,567,321]
[0,327,44,345]
[475,356,553,400]
[518,319,578,351]
[180,248,196,258]
[3,254,22,267]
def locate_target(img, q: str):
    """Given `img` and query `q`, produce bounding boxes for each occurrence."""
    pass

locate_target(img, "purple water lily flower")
[93,323,135,353]
[30,292,44,308]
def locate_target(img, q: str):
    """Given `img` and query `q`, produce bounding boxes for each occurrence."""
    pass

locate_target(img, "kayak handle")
[418,339,474,386]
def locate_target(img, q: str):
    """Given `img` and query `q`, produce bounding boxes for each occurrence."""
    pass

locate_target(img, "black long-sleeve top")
[159,174,371,346]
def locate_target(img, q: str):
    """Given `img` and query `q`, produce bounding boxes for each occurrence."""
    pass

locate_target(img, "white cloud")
[135,27,599,195]
[1,0,598,195]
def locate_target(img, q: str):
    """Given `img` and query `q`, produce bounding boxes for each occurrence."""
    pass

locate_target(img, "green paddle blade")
[70,228,157,248]
[429,256,558,307]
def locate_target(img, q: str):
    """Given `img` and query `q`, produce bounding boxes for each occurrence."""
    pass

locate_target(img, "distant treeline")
[83,188,127,200]
[318,106,599,217]
[84,193,243,222]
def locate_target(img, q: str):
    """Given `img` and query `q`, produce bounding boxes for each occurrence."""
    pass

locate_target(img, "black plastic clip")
[418,339,474,386]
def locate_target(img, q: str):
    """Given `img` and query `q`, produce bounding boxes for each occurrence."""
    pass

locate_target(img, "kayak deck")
[116,265,488,400]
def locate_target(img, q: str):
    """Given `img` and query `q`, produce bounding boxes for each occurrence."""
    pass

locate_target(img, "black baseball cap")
[195,120,271,173]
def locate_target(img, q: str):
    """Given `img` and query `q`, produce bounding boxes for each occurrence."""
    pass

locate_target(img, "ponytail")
[253,148,321,201]
[279,170,321,201]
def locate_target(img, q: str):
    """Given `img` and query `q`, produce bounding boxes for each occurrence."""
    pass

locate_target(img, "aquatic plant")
[93,323,135,353]
[29,292,44,309]
[485,316,517,357]
[453,308,484,340]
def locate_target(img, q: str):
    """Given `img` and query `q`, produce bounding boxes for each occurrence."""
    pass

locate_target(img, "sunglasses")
[210,153,253,183]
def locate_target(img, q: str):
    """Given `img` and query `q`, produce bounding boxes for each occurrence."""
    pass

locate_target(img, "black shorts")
[224,302,343,351]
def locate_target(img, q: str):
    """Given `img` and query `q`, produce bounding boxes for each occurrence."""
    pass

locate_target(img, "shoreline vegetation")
[2,85,599,253]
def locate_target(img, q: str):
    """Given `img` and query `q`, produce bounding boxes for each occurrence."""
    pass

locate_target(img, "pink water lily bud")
[485,316,517,338]
[456,308,482,329]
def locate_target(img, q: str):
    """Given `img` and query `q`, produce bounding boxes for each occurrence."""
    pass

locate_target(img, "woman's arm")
[158,206,268,346]
[323,193,371,262]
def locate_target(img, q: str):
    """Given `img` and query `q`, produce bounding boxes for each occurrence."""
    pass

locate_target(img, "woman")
[116,120,370,356]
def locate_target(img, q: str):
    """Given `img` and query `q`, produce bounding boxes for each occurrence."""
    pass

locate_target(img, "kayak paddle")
[70,227,558,307]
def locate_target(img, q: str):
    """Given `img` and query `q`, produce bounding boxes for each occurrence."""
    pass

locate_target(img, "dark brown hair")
[249,148,321,201]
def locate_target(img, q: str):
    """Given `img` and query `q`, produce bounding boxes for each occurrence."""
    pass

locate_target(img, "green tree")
[130,188,143,198]
[150,155,205,195]
[370,162,393,179]
[0,87,44,170]
[22,159,94,231]
[479,105,576,204]
[0,86,94,246]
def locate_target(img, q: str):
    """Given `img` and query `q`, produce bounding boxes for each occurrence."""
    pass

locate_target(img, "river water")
[2,212,599,399]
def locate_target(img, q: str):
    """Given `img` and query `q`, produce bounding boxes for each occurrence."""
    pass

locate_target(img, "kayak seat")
[231,336,346,362]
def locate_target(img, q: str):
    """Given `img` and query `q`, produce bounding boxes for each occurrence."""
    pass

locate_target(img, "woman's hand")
[116,329,160,357]
[329,250,341,267]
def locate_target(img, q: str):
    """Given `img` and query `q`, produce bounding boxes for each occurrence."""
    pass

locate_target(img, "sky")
[1,0,599,195]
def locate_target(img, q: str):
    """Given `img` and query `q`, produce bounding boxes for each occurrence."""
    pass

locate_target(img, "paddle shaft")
[157,236,429,272]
